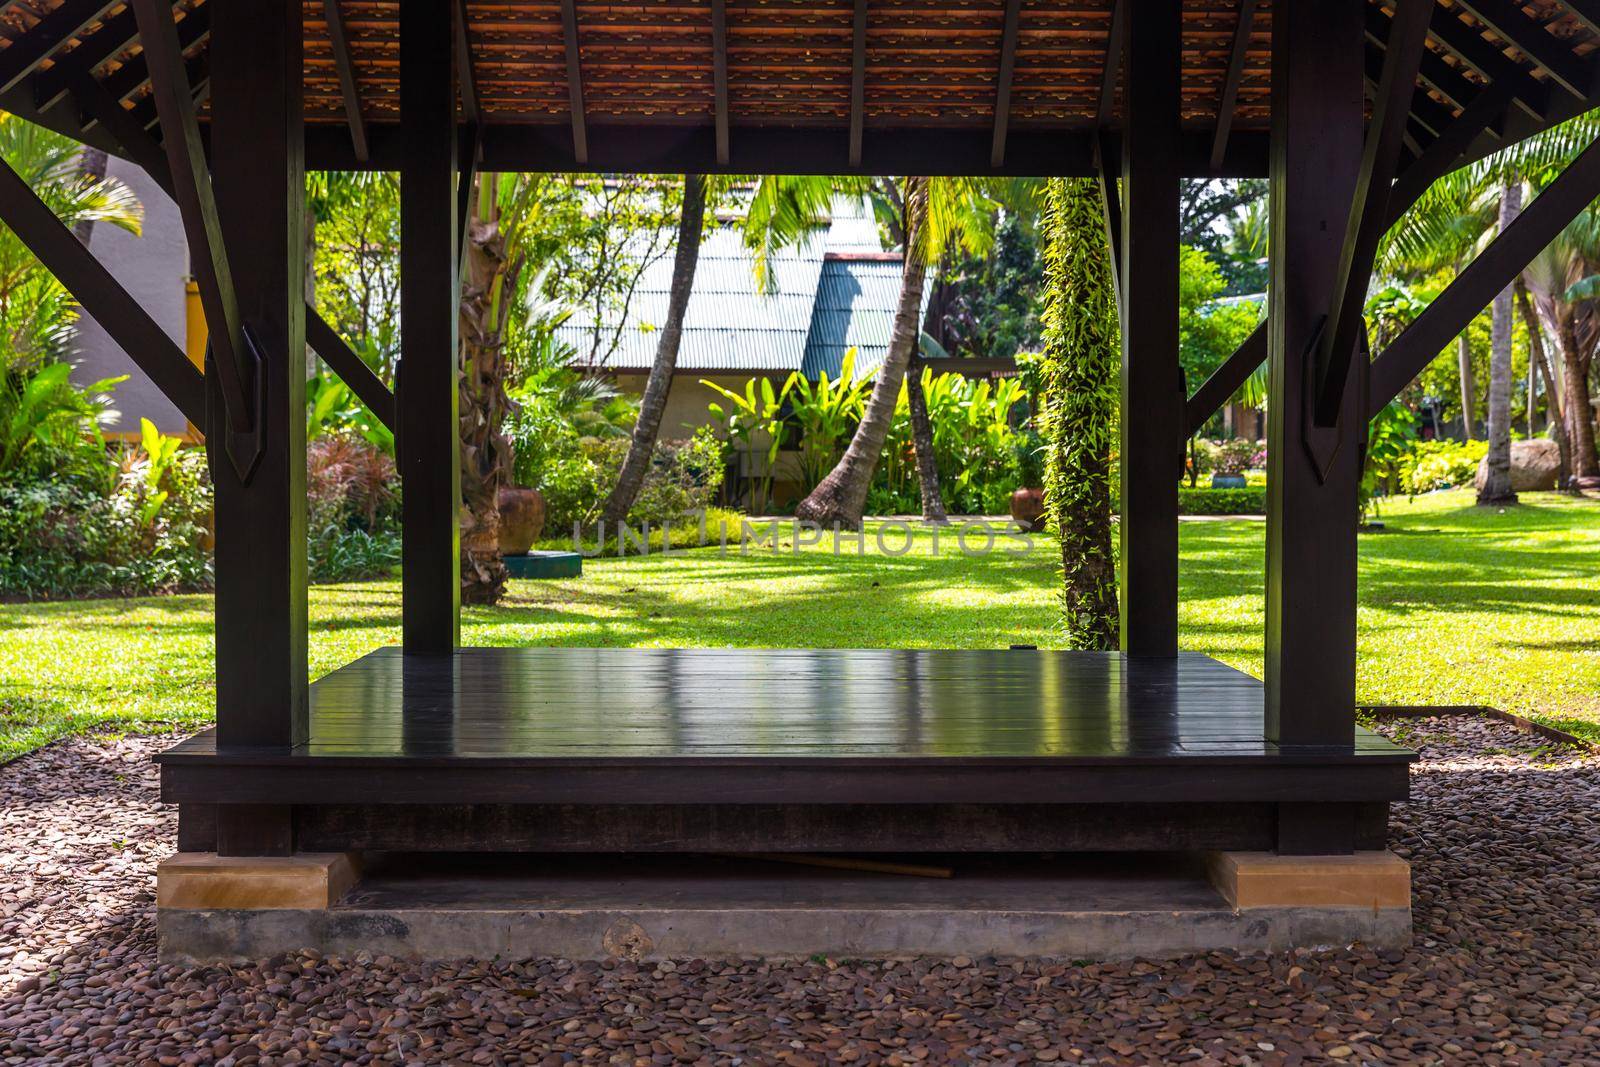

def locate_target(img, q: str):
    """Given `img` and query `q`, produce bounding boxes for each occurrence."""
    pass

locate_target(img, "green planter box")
[503,551,583,580]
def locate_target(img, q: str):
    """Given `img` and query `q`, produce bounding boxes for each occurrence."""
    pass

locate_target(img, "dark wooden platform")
[160,649,1411,855]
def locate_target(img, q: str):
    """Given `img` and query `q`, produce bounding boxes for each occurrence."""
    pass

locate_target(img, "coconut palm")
[601,174,708,526]
[743,175,1006,529]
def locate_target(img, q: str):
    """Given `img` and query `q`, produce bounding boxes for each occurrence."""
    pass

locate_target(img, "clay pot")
[1009,487,1047,533]
[497,486,547,556]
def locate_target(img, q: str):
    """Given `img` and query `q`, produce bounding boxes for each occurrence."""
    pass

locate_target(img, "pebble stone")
[1,716,1596,1065]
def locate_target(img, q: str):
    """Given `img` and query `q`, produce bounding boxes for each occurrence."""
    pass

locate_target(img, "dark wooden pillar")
[207,0,306,854]
[1117,0,1182,657]
[1264,3,1364,768]
[399,0,461,655]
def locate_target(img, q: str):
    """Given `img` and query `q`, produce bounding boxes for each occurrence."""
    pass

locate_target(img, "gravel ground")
[1,716,1597,1065]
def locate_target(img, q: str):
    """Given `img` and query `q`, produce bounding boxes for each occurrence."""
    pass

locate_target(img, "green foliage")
[1398,438,1489,495]
[927,212,1045,359]
[1212,438,1258,477]
[585,428,725,528]
[784,349,870,490]
[1177,486,1265,515]
[1360,403,1421,522]
[551,505,746,558]
[0,363,125,484]
[1039,177,1119,650]
[1178,245,1263,416]
[306,371,395,454]
[704,375,792,515]
[305,434,401,582]
[1,115,142,369]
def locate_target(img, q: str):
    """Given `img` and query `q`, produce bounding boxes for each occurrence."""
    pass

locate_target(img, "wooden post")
[1118,0,1181,657]
[399,0,461,655]
[1264,0,1364,845]
[207,0,307,853]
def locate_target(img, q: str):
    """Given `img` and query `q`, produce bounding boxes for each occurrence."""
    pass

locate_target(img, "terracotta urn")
[1009,487,1046,533]
[497,486,546,556]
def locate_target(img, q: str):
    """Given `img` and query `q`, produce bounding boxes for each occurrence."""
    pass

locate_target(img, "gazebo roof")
[1,1,1596,175]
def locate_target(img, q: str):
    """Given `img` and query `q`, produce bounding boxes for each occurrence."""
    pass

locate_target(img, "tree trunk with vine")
[795,177,929,530]
[602,174,707,526]
[459,178,522,606]
[1515,276,1571,489]
[1040,176,1119,650]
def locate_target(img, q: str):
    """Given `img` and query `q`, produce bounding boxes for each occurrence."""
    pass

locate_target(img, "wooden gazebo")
[2,0,1597,955]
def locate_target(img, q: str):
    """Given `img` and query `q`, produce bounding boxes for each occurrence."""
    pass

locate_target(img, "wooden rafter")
[323,0,369,163]
[0,0,118,97]
[1210,0,1257,173]
[124,52,206,132]
[83,2,209,128]
[559,0,588,166]
[1385,81,1515,229]
[0,153,203,424]
[989,0,1022,168]
[1453,0,1590,99]
[1561,0,1600,37]
[30,3,140,111]
[1317,0,1432,431]
[711,0,729,166]
[847,0,867,168]
[1370,128,1600,415]
[1427,5,1549,119]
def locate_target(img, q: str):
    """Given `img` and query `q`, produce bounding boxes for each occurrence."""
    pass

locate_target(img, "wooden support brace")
[1369,128,1600,416]
[1315,0,1431,446]
[454,0,480,127]
[305,313,396,432]
[711,0,730,167]
[1095,0,1124,129]
[324,0,369,163]
[0,154,204,425]
[560,0,588,166]
[1186,320,1266,436]
[848,0,867,168]
[1210,0,1257,173]
[131,0,261,480]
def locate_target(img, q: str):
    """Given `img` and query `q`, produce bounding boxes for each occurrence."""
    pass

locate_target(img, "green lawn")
[2,488,1596,760]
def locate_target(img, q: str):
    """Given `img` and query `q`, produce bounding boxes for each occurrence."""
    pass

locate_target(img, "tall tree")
[1040,177,1119,649]
[1479,181,1521,504]
[601,173,708,525]
[1515,275,1571,486]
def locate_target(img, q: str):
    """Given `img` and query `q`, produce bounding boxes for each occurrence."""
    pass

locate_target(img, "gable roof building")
[558,196,920,383]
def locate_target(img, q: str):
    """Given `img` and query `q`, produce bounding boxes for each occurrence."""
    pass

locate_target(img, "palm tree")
[744,175,1003,529]
[1479,181,1521,504]
[0,114,142,367]
[1039,177,1119,649]
[601,173,708,525]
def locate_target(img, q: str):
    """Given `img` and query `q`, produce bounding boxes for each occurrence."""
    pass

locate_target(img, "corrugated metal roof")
[556,195,908,377]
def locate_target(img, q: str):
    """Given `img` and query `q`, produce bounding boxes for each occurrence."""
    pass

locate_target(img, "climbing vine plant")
[1039,177,1121,650]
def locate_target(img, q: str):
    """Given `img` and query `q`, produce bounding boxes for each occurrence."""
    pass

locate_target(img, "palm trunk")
[1556,306,1600,481]
[1516,276,1571,489]
[796,178,929,530]
[1042,177,1119,651]
[905,354,948,523]
[459,175,522,606]
[1478,183,1520,503]
[602,174,707,525]
[1457,333,1478,440]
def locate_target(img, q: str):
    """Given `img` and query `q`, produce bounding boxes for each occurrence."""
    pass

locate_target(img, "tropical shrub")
[584,428,725,528]
[305,433,401,582]
[703,376,790,515]
[785,349,870,490]
[1399,438,1488,494]
[504,363,636,529]
[1213,438,1258,477]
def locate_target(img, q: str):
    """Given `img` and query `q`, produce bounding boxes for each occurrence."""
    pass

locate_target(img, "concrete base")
[157,853,1411,963]
[158,852,360,910]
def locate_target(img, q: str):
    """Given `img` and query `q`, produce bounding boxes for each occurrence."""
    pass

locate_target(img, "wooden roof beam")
[1096,0,1125,128]
[0,0,119,96]
[989,0,1022,168]
[1385,81,1515,229]
[848,0,867,168]
[31,3,141,111]
[1209,0,1257,173]
[1453,0,1591,99]
[324,0,369,163]
[560,0,588,166]
[711,0,729,166]
[1559,0,1600,38]
[453,0,478,126]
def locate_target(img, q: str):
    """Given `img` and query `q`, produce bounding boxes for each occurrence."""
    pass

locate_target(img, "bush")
[1213,438,1258,477]
[0,444,213,600]
[546,505,746,558]
[1178,485,1265,514]
[1399,439,1487,494]
[582,428,726,528]
[306,434,401,582]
